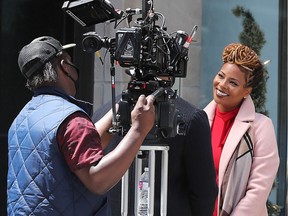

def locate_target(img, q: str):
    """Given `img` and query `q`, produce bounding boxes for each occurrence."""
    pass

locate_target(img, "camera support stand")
[121,145,169,216]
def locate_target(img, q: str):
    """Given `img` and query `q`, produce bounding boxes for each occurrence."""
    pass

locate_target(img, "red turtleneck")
[211,105,240,216]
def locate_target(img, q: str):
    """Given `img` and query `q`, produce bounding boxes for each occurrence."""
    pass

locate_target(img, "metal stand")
[121,145,169,216]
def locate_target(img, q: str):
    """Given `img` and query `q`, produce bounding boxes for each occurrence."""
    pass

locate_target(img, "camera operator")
[92,76,218,216]
[7,36,155,216]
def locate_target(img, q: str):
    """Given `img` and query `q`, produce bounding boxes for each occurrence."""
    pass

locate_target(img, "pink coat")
[204,95,280,216]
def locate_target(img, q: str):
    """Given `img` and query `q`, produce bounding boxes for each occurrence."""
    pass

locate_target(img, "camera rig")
[62,0,197,140]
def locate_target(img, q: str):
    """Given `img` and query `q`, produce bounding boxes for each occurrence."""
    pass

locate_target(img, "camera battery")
[115,27,142,67]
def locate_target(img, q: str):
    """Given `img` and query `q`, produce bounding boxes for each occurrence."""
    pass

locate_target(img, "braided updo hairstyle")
[222,43,263,89]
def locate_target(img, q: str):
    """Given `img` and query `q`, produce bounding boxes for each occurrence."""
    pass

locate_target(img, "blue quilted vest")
[7,88,109,216]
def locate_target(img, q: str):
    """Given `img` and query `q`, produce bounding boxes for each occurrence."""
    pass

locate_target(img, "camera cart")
[121,145,169,216]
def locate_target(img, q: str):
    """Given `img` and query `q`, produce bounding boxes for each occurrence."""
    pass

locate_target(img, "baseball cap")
[18,36,76,79]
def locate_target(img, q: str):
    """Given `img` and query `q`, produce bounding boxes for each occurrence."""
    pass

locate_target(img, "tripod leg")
[148,150,155,216]
[161,149,168,216]
[121,170,129,216]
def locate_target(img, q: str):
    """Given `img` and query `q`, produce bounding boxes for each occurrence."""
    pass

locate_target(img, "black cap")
[18,36,76,79]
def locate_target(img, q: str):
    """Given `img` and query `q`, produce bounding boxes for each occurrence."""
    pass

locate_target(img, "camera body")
[62,0,195,140]
[114,26,189,79]
[117,79,186,140]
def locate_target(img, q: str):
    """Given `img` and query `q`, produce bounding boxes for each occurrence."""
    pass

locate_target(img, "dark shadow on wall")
[0,0,76,215]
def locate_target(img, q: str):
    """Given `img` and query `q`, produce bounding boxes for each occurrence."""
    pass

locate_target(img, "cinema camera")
[62,0,197,141]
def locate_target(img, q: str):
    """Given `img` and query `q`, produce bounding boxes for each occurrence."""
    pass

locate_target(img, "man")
[7,36,155,216]
[92,77,218,216]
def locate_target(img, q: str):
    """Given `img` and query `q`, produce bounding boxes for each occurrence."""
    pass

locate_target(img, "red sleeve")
[57,111,104,171]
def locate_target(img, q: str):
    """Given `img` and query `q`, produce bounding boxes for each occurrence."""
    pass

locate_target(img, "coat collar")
[34,87,93,116]
[204,95,255,185]
[204,95,255,125]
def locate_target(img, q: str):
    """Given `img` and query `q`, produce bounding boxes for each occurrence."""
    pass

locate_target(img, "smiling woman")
[204,43,280,216]
[213,63,252,112]
[212,43,262,113]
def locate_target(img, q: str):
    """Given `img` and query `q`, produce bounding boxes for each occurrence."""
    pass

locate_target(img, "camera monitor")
[62,0,122,27]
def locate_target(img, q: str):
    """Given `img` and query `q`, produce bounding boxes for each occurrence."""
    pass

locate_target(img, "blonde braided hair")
[222,43,263,88]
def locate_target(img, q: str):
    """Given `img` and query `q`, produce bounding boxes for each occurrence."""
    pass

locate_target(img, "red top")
[211,106,239,216]
[57,112,104,171]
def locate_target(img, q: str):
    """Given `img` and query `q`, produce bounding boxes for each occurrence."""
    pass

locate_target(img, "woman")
[204,43,279,216]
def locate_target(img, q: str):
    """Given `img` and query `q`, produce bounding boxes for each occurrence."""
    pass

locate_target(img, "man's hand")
[75,94,155,195]
[131,94,155,135]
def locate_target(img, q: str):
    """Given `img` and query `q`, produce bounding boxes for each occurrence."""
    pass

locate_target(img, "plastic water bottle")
[138,167,149,216]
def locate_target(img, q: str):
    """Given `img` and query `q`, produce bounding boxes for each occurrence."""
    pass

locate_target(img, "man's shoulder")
[176,97,200,112]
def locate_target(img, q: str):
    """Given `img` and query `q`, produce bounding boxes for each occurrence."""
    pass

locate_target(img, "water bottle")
[138,167,149,216]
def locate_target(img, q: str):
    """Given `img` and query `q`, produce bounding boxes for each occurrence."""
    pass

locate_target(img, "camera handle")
[151,87,165,102]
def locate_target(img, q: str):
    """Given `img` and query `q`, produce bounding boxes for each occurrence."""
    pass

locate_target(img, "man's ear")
[59,59,71,76]
[60,59,66,70]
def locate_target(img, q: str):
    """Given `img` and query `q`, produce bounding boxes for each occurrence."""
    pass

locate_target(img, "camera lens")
[82,34,103,53]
